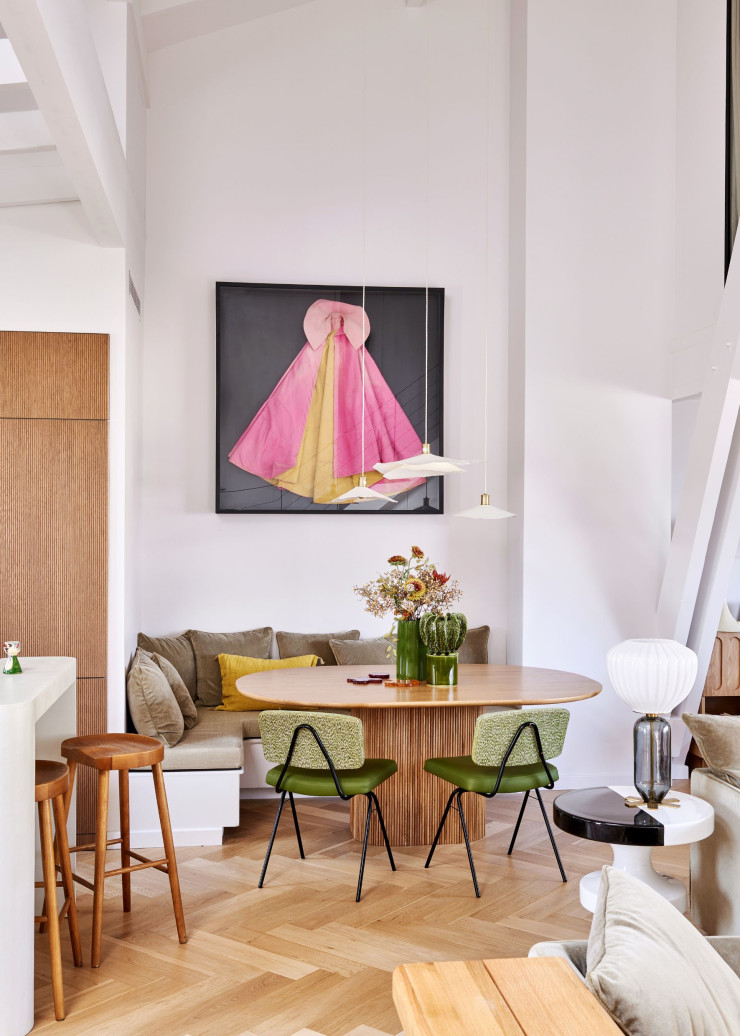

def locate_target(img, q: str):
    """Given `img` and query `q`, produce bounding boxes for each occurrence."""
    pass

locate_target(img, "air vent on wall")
[128,271,141,317]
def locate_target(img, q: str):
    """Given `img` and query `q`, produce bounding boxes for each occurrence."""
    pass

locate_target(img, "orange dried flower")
[411,545,424,559]
[404,578,426,600]
[433,570,450,585]
[388,555,407,566]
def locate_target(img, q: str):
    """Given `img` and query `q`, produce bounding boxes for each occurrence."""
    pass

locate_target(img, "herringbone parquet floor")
[32,790,690,1036]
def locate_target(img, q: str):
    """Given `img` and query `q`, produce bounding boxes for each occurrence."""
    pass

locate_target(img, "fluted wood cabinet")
[0,331,108,837]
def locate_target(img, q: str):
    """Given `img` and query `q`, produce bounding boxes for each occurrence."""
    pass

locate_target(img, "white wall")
[140,0,511,651]
[0,202,128,725]
[509,0,683,783]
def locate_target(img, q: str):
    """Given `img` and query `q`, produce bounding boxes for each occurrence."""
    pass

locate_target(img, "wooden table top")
[392,957,621,1036]
[235,663,601,709]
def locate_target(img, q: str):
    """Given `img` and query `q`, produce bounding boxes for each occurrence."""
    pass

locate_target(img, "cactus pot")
[396,619,427,681]
[426,652,458,687]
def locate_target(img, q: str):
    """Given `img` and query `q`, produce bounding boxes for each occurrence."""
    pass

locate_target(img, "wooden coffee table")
[392,957,620,1035]
[237,663,601,847]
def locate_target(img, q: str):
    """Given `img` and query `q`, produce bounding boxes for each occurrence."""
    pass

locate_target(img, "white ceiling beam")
[0,0,132,245]
[657,240,740,646]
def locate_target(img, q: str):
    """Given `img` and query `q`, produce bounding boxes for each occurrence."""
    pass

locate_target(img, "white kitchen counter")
[0,657,77,1036]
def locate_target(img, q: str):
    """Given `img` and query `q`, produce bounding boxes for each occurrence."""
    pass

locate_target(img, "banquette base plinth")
[349,705,485,847]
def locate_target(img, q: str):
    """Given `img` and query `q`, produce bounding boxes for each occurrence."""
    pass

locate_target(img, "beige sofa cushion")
[151,652,198,729]
[586,866,740,1034]
[137,631,197,700]
[157,707,253,771]
[691,768,740,936]
[127,648,184,748]
[330,637,390,666]
[188,627,273,706]
[276,629,359,666]
[683,713,740,787]
[458,625,490,663]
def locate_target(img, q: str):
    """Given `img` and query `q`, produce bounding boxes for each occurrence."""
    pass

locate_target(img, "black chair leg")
[288,792,305,859]
[508,789,530,856]
[259,790,287,888]
[370,791,396,871]
[456,790,480,898]
[425,789,458,868]
[534,788,567,883]
[356,794,373,902]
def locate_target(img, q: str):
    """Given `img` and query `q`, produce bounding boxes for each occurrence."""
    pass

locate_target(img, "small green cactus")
[419,612,468,655]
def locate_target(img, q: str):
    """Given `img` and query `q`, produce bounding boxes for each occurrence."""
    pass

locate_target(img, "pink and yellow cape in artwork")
[229,299,424,504]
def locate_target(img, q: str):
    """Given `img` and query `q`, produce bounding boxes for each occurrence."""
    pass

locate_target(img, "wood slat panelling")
[0,331,108,419]
[349,706,486,846]
[76,678,107,837]
[0,419,107,676]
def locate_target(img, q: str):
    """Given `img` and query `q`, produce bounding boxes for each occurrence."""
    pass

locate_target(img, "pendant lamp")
[375,0,470,482]
[455,0,513,521]
[331,8,396,508]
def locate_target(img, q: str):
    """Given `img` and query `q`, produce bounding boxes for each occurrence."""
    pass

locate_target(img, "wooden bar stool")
[35,760,83,1021]
[61,734,187,968]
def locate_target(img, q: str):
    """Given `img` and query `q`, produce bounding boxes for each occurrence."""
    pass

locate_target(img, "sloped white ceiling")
[142,0,317,52]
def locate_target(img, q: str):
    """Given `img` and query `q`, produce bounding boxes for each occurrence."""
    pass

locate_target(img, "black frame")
[215,281,445,515]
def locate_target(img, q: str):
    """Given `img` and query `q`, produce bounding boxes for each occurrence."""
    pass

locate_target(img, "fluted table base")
[349,706,485,847]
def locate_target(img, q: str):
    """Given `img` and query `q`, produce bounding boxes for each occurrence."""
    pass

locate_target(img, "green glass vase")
[396,619,426,681]
[426,653,459,687]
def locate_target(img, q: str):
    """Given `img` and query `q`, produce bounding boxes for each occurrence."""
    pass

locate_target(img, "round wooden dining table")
[236,664,601,848]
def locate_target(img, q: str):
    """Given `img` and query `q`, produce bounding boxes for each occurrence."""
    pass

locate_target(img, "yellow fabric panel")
[269,332,384,503]
[215,653,320,711]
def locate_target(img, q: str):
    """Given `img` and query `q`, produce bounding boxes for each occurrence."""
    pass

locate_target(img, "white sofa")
[690,768,740,936]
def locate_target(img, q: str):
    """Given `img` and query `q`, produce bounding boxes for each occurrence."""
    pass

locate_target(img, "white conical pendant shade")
[330,478,398,505]
[456,493,514,520]
[375,446,470,480]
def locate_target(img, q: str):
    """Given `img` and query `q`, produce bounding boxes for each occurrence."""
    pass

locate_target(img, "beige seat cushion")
[137,631,197,700]
[150,651,198,729]
[586,866,740,1034]
[188,627,273,706]
[458,625,490,663]
[276,629,359,666]
[330,637,390,666]
[127,648,185,748]
[683,713,740,787]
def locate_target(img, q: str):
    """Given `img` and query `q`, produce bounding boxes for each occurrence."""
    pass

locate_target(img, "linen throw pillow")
[126,648,185,748]
[586,866,740,1035]
[276,629,360,666]
[682,713,740,787]
[215,653,321,711]
[150,652,198,729]
[330,637,390,666]
[137,631,197,700]
[188,627,274,705]
[458,625,491,664]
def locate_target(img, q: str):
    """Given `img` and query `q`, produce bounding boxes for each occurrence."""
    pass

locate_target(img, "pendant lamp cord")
[360,0,367,480]
[424,0,430,447]
[483,0,491,496]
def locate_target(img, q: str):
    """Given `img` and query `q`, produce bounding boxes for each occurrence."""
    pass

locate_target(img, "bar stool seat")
[61,733,187,968]
[35,759,83,1021]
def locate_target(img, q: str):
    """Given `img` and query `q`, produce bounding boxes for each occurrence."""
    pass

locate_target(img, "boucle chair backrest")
[471,708,570,767]
[259,710,365,770]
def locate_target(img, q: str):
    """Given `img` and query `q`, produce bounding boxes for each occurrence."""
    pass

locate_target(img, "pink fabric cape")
[228,331,423,485]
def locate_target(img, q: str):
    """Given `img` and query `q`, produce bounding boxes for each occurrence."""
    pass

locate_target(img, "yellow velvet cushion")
[215,653,320,711]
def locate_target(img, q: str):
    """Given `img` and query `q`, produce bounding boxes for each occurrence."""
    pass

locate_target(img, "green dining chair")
[424,707,570,896]
[258,710,397,901]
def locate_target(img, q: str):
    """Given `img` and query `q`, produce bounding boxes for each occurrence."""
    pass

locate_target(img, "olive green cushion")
[277,629,360,666]
[458,625,490,663]
[188,627,274,705]
[150,652,198,729]
[137,631,197,700]
[265,758,397,796]
[424,755,559,794]
[127,648,185,748]
[330,637,390,666]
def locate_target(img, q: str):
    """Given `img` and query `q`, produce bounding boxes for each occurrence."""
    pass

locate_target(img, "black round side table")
[553,786,713,912]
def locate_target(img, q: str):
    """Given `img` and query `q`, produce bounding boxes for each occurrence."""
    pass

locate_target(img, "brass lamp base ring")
[624,795,681,810]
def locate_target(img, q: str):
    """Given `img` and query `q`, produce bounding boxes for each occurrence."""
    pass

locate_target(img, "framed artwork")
[216,282,445,514]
